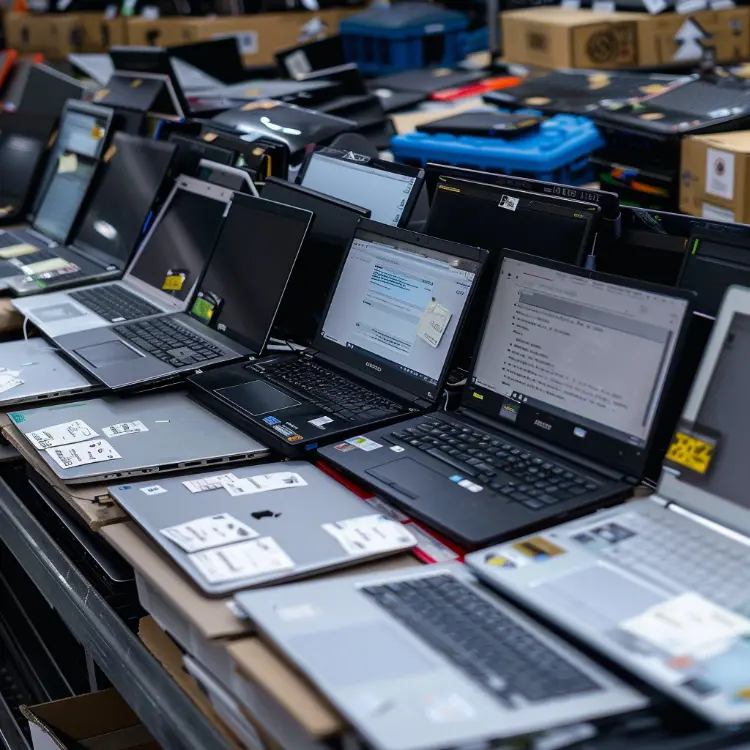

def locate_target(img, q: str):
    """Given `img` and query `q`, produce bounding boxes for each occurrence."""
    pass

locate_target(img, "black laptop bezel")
[461,249,695,478]
[311,217,487,404]
[296,146,425,229]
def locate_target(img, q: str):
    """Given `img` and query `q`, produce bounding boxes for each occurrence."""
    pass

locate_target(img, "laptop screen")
[299,151,419,227]
[0,133,44,205]
[469,255,690,469]
[128,187,227,302]
[319,228,479,393]
[188,195,311,353]
[72,135,176,265]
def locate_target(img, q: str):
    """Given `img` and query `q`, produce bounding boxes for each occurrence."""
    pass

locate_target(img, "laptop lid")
[186,193,312,353]
[297,147,423,228]
[426,177,597,265]
[122,176,232,313]
[464,250,693,478]
[168,133,234,179]
[68,53,113,86]
[15,64,85,118]
[659,286,750,538]
[0,129,46,207]
[314,218,486,403]
[70,133,177,269]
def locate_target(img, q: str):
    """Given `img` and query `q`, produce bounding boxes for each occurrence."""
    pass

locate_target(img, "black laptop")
[319,250,694,549]
[188,219,487,457]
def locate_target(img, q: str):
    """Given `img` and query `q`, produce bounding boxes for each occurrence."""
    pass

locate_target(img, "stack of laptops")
[320,249,693,549]
[468,285,750,726]
[188,219,486,456]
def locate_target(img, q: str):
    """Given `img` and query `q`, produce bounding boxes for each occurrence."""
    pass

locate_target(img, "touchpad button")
[218,380,300,416]
[75,341,142,368]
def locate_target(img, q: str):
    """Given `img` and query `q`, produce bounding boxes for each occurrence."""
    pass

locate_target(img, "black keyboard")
[70,285,160,323]
[392,417,600,511]
[364,574,600,703]
[115,317,223,368]
[253,358,404,423]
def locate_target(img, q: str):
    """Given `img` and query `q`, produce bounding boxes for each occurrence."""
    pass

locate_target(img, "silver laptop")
[236,563,645,750]
[12,176,233,340]
[466,284,750,726]
[7,390,269,485]
[109,460,417,596]
[0,339,101,408]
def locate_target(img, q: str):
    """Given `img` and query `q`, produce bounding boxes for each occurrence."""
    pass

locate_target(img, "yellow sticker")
[666,431,714,475]
[432,68,452,77]
[47,129,58,149]
[203,132,218,143]
[103,145,117,163]
[91,124,105,140]
[244,88,261,97]
[241,99,278,112]
[472,392,484,400]
[0,243,38,259]
[130,78,143,88]
[94,88,110,101]
[162,274,185,291]
[512,536,566,560]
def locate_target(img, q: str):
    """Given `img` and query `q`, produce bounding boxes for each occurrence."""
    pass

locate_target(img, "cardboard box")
[21,689,157,750]
[127,9,358,66]
[680,130,750,224]
[78,12,129,52]
[4,12,85,59]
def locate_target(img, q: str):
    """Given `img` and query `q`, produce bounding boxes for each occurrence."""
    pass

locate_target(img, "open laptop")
[52,194,312,391]
[236,562,646,750]
[0,126,47,225]
[467,285,750,725]
[296,147,423,228]
[109,460,416,596]
[7,390,270,486]
[188,220,486,457]
[8,133,177,296]
[13,176,233,339]
[319,250,693,549]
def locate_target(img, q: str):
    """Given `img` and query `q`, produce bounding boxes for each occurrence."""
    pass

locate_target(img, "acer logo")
[365,362,382,372]
[534,419,552,431]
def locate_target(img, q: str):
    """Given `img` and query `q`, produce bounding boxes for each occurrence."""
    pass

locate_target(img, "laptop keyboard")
[599,508,750,614]
[392,417,600,510]
[114,317,224,368]
[253,358,404,423]
[70,285,161,323]
[364,574,601,703]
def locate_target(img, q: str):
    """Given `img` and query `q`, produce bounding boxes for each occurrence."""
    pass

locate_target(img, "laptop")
[110,460,417,596]
[188,219,486,457]
[368,67,485,95]
[466,285,750,725]
[0,338,101,409]
[8,133,177,296]
[14,64,85,119]
[13,176,233,339]
[52,194,313,391]
[235,562,647,750]
[319,250,693,549]
[0,126,47,224]
[417,111,542,138]
[296,147,423,228]
[7,390,270,485]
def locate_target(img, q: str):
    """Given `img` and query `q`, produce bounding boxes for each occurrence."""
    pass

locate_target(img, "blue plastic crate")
[341,2,469,76]
[390,111,604,185]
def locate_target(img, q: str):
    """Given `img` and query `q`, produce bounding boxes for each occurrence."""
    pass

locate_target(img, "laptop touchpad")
[367,458,446,500]
[34,303,86,322]
[75,341,142,368]
[218,380,300,416]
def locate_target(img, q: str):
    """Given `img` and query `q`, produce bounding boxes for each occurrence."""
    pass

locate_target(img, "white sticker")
[702,202,736,223]
[20,257,71,276]
[161,513,259,553]
[189,537,294,584]
[458,479,483,493]
[424,693,476,723]
[620,592,750,658]
[140,484,167,496]
[104,4,118,18]
[221,471,308,497]
[276,603,318,621]
[498,195,519,211]
[213,31,258,56]
[0,243,38,259]
[308,415,333,429]
[390,445,406,453]
[57,153,78,175]
[46,439,121,469]
[0,373,23,394]
[642,0,667,13]
[417,300,452,348]
[102,420,149,438]
[362,494,410,522]
[140,4,159,17]
[285,50,312,79]
[345,436,383,452]
[710,0,735,8]
[323,514,416,556]
[676,0,707,11]
[27,419,98,450]
[407,523,459,563]
[706,148,735,200]
[183,473,238,493]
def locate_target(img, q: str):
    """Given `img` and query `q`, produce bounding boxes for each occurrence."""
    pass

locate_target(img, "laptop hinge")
[69,245,112,270]
[454,406,629,483]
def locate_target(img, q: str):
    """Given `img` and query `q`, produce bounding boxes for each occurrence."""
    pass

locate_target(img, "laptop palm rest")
[76,341,142,368]
[218,380,300,416]
[366,458,448,500]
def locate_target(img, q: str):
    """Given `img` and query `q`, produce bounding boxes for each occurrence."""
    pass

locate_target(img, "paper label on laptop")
[0,373,23,395]
[498,195,519,211]
[220,471,308,496]
[345,436,382,452]
[417,300,452,348]
[285,50,312,79]
[20,257,71,276]
[183,473,239,493]
[0,244,38,259]
[46,439,121,469]
[57,153,78,175]
[161,513,259,553]
[26,419,99,450]
[189,537,294,584]
[620,593,750,659]
[102,420,149,438]
[323,514,416,556]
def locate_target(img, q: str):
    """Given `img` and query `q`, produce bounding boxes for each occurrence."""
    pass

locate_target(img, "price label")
[666,430,715,475]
